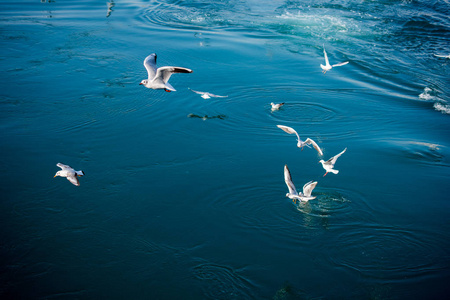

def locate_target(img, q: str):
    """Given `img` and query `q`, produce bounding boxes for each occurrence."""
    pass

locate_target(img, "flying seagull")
[319,148,347,176]
[320,45,349,73]
[277,125,323,156]
[284,165,318,203]
[271,102,285,111]
[188,88,228,99]
[139,53,192,92]
[54,163,85,186]
[434,54,450,59]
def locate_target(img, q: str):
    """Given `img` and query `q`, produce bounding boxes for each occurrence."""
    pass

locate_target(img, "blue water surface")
[1,0,450,299]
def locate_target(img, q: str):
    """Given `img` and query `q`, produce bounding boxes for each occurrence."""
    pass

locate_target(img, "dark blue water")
[1,0,450,299]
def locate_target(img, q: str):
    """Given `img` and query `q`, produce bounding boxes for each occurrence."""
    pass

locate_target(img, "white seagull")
[277,125,323,156]
[319,148,347,176]
[188,88,228,99]
[284,165,318,203]
[271,102,285,111]
[320,45,349,74]
[54,163,85,186]
[139,53,192,92]
[434,54,450,59]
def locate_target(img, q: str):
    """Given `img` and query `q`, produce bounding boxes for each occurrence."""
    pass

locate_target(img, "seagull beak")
[54,175,57,178]
[139,83,143,85]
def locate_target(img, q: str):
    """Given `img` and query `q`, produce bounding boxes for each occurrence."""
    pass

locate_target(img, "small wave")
[418,87,450,115]
[433,102,450,114]
[419,87,436,101]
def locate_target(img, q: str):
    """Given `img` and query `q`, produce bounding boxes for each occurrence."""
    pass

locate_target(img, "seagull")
[434,54,450,59]
[319,148,347,176]
[271,102,285,111]
[276,125,323,156]
[188,88,228,99]
[139,53,192,92]
[54,163,85,186]
[320,45,349,73]
[284,165,318,203]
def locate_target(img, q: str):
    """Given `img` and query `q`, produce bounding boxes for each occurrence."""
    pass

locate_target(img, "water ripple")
[192,261,258,300]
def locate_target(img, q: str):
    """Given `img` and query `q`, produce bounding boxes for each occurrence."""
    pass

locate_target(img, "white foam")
[433,102,450,114]
[419,87,435,101]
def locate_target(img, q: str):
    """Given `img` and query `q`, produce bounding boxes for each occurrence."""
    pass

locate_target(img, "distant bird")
[284,165,318,203]
[54,163,85,186]
[319,148,347,176]
[271,102,285,111]
[320,45,349,73]
[277,125,323,156]
[188,88,228,99]
[434,54,450,59]
[139,53,192,92]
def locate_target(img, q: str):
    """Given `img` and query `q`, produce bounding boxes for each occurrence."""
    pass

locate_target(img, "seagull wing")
[328,147,347,165]
[284,165,298,196]
[302,181,317,197]
[66,174,80,186]
[57,163,71,170]
[277,125,300,141]
[207,93,228,98]
[332,61,349,68]
[323,46,330,67]
[188,88,206,95]
[155,66,193,84]
[143,53,158,80]
[305,138,323,156]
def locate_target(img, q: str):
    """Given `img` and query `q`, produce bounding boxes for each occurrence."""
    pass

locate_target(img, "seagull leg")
[323,172,328,177]
[164,89,171,92]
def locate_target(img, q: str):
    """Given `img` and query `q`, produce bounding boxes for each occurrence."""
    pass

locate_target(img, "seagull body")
[188,88,228,99]
[139,53,192,92]
[54,163,85,186]
[319,148,347,176]
[434,54,450,59]
[320,46,349,73]
[271,102,285,111]
[284,165,317,202]
[277,125,323,156]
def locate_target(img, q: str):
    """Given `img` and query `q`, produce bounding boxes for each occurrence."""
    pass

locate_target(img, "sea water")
[1,0,449,299]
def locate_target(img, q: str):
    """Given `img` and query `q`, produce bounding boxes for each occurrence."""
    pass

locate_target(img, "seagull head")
[318,159,325,164]
[139,79,148,85]
[54,171,62,178]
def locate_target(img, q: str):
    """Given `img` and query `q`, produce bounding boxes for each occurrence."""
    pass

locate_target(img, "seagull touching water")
[319,148,347,176]
[139,53,192,92]
[284,165,318,203]
[320,45,349,74]
[277,125,323,156]
[54,163,85,186]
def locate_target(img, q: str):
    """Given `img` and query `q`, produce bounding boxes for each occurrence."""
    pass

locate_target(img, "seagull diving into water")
[277,125,323,156]
[54,163,85,186]
[139,53,192,92]
[188,88,228,99]
[319,148,347,176]
[284,165,318,203]
[320,45,349,74]
[271,102,285,111]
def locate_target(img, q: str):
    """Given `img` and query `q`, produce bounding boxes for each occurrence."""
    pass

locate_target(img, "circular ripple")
[326,225,449,282]
[192,262,257,300]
